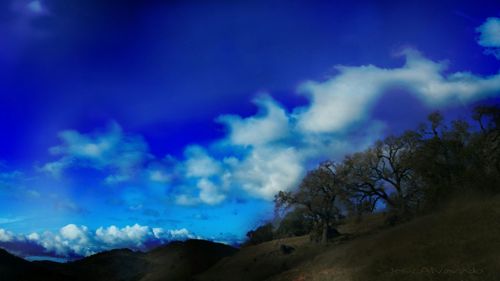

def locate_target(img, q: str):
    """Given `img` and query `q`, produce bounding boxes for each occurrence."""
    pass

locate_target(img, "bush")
[245,223,274,245]
[275,208,313,238]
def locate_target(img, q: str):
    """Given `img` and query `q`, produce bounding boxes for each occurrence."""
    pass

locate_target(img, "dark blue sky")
[0,0,500,258]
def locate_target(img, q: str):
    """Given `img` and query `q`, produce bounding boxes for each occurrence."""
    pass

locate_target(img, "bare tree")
[275,161,347,243]
[343,131,422,216]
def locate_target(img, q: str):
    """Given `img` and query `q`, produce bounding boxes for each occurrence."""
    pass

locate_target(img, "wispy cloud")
[41,122,151,183]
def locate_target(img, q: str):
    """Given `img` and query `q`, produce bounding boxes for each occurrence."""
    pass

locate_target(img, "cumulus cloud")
[218,95,290,146]
[197,178,226,205]
[95,224,150,247]
[0,224,198,258]
[173,146,228,205]
[60,224,88,241]
[0,229,14,242]
[175,178,226,206]
[184,146,221,178]
[230,146,304,199]
[477,17,500,59]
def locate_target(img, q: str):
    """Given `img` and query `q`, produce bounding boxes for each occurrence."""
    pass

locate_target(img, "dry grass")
[197,195,500,281]
[194,236,327,281]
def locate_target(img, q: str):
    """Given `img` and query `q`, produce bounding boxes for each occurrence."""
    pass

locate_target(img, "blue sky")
[0,0,500,259]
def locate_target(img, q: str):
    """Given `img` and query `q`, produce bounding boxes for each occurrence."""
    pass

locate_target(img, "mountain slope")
[141,239,238,281]
[195,196,500,281]
[0,249,69,281]
[0,239,237,281]
[65,249,150,281]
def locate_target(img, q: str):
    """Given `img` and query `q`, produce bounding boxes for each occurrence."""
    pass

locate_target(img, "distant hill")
[0,248,69,280]
[0,239,237,281]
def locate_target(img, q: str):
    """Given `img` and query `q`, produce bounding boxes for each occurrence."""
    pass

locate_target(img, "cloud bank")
[0,224,199,258]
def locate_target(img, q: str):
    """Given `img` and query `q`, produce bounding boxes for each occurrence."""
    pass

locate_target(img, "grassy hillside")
[140,239,238,281]
[195,196,500,281]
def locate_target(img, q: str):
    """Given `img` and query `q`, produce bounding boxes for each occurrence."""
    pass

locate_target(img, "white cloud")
[148,169,171,183]
[197,178,226,205]
[297,49,500,133]
[36,48,500,205]
[477,17,500,59]
[231,146,304,199]
[0,229,14,242]
[184,146,221,178]
[60,224,88,241]
[218,95,290,146]
[38,229,94,256]
[0,224,199,258]
[95,224,149,248]
[152,227,200,240]
[174,49,500,203]
[41,122,151,183]
[27,232,39,241]
[152,227,164,239]
[174,178,226,206]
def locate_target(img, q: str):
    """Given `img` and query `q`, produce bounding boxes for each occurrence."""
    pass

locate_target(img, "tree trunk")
[321,223,328,243]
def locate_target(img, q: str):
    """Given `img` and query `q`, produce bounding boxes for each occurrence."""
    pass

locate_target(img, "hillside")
[0,239,237,281]
[0,249,69,280]
[1,196,499,281]
[195,196,500,281]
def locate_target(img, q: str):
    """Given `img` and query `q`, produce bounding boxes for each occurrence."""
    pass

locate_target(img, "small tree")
[275,207,314,238]
[275,162,348,243]
[472,105,500,175]
[245,223,274,245]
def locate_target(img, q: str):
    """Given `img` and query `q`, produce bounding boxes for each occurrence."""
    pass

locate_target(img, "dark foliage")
[266,105,500,237]
[245,223,274,246]
[275,207,314,238]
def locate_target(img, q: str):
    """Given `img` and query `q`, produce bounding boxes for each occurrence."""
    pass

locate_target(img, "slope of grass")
[140,239,238,281]
[196,196,500,281]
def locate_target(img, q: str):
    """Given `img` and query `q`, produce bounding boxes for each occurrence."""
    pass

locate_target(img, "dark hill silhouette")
[0,248,69,280]
[0,239,237,281]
